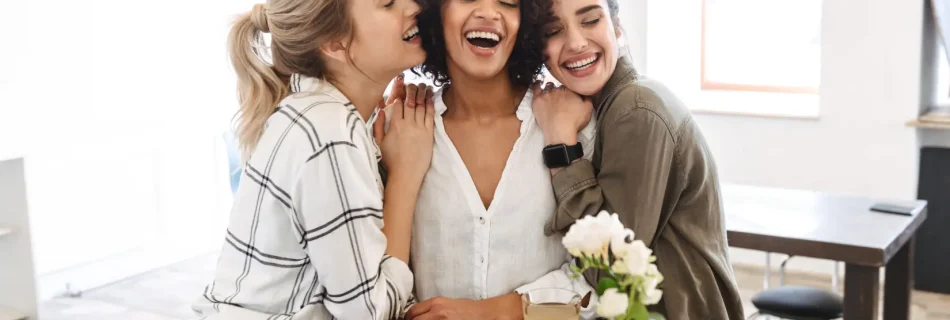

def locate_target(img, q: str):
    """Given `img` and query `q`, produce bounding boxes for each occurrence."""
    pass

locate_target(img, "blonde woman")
[193,0,435,319]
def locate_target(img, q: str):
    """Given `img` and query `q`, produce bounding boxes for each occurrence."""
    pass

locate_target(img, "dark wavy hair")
[413,0,553,88]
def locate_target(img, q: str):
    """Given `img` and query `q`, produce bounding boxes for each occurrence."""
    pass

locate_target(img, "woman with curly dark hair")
[383,0,600,318]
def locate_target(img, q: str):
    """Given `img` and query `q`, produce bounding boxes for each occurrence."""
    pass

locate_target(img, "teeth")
[465,31,501,41]
[403,26,419,40]
[565,55,599,70]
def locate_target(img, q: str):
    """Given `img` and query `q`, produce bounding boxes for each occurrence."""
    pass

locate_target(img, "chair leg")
[831,261,840,292]
[763,253,771,289]
[778,255,793,286]
[745,311,760,320]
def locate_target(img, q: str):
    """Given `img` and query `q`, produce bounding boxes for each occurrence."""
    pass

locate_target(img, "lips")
[563,53,599,70]
[403,26,419,42]
[465,30,501,49]
[561,52,601,77]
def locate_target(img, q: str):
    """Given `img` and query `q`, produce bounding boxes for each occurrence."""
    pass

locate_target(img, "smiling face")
[440,0,521,80]
[347,0,426,81]
[543,0,621,96]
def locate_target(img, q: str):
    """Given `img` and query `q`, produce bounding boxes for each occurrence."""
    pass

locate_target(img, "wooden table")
[724,184,928,320]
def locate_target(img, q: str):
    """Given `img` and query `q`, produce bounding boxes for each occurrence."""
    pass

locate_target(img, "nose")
[406,0,421,19]
[565,25,589,53]
[473,0,502,21]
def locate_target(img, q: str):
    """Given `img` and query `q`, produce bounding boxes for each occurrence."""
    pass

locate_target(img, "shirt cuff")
[551,159,596,200]
[381,255,415,314]
[513,263,599,319]
[578,118,597,160]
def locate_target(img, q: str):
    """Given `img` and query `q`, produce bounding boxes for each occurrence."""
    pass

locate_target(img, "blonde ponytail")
[226,0,354,157]
[228,4,289,157]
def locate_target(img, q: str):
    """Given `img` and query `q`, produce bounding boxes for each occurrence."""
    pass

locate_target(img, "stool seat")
[751,286,843,320]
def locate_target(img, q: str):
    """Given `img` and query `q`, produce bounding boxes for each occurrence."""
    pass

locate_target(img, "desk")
[724,185,928,319]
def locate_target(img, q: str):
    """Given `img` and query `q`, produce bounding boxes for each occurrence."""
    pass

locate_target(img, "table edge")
[882,205,929,263]
[727,230,885,266]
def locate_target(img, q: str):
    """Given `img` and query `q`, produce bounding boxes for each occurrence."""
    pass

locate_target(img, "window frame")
[699,0,821,95]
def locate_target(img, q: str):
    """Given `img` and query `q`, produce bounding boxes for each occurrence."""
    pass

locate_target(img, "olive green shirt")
[546,59,745,319]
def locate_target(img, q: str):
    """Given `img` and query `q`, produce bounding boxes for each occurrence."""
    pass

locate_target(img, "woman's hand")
[381,73,434,110]
[373,84,436,188]
[531,82,593,146]
[404,294,523,320]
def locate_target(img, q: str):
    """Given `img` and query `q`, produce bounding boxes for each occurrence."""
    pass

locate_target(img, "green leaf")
[628,303,649,320]
[570,264,583,274]
[596,277,620,296]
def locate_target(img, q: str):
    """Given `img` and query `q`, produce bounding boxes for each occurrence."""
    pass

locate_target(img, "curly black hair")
[413,0,553,88]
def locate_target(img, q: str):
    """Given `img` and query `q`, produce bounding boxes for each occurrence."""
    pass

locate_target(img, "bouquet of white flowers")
[562,211,665,320]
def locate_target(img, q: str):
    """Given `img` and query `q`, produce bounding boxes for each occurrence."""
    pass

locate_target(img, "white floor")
[39,253,217,320]
[38,252,950,320]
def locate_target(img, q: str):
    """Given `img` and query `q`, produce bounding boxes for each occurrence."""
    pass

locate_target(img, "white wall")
[5,0,252,298]
[0,159,39,320]
[623,0,924,275]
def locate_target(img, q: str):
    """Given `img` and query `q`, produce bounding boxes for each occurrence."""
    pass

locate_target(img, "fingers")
[414,84,428,108]
[372,109,386,145]
[387,74,406,105]
[390,98,404,120]
[405,300,434,319]
[414,92,426,124]
[544,82,555,92]
[531,81,543,96]
[411,314,440,320]
[405,84,418,108]
[425,93,435,130]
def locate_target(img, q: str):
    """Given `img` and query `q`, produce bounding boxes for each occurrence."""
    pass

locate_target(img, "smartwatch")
[542,142,583,168]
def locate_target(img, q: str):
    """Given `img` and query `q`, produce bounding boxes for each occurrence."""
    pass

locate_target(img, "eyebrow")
[549,4,603,22]
[576,5,603,15]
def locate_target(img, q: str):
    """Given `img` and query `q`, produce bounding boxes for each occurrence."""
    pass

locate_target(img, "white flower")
[610,259,628,275]
[645,263,663,284]
[595,211,626,237]
[610,229,635,257]
[616,240,652,276]
[640,263,664,305]
[642,287,663,305]
[596,288,629,318]
[562,211,626,257]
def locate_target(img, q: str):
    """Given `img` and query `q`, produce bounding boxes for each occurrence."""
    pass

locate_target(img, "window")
[701,0,821,94]
[642,0,823,118]
[936,39,950,105]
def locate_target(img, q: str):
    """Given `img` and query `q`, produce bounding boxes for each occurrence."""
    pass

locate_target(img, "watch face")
[543,145,571,168]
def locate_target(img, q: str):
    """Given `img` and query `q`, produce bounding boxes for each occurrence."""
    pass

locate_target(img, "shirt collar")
[433,87,533,121]
[592,57,637,112]
[289,73,351,105]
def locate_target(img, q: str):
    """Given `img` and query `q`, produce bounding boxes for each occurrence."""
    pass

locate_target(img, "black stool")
[747,255,843,320]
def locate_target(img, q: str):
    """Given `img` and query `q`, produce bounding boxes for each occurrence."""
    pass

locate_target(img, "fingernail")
[397,74,404,80]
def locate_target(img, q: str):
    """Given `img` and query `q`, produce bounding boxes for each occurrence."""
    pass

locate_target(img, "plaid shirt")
[193,74,413,320]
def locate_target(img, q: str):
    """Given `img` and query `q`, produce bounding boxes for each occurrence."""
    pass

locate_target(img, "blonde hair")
[228,0,353,156]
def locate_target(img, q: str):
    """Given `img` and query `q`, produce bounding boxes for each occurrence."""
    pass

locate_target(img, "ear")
[319,38,349,64]
[613,17,623,39]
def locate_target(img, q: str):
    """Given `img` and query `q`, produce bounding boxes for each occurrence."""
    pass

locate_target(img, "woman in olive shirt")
[531,0,745,318]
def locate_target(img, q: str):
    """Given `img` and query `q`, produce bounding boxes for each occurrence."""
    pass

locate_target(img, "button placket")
[479,215,490,299]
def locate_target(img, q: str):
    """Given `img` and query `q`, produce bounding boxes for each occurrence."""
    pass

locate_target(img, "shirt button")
[478,217,486,224]
[480,256,485,263]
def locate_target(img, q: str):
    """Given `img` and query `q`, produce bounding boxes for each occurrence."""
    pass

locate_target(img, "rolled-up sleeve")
[546,105,676,249]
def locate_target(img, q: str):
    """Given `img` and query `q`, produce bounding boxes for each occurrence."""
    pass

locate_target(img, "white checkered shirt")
[193,74,413,320]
